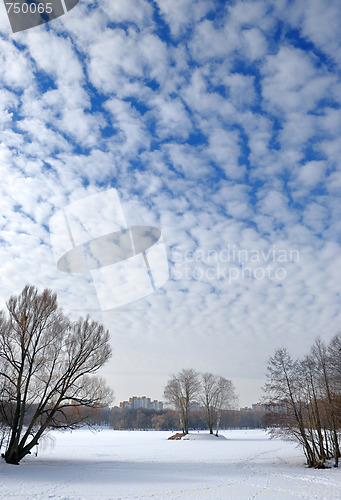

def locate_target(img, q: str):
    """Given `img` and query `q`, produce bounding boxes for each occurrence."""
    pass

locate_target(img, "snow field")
[1,429,341,499]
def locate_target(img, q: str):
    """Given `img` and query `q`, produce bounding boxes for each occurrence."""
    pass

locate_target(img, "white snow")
[182,432,227,440]
[1,429,341,499]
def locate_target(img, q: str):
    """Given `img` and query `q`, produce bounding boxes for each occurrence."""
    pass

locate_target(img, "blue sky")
[0,0,341,407]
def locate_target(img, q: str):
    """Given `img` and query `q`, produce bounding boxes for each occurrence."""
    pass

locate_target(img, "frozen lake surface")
[1,429,341,499]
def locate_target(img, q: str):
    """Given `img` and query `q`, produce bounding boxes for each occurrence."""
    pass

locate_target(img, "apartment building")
[120,396,163,410]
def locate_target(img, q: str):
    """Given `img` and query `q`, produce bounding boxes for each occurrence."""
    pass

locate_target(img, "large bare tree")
[264,347,316,466]
[0,285,113,465]
[163,369,201,434]
[264,341,341,468]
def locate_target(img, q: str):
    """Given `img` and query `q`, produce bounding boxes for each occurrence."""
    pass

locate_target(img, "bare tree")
[214,377,238,436]
[264,348,316,467]
[299,353,327,467]
[201,373,238,435]
[0,285,113,465]
[201,373,217,435]
[163,369,201,434]
[312,337,341,467]
[264,341,341,468]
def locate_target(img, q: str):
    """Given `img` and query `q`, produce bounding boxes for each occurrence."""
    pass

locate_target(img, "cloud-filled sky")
[0,0,340,407]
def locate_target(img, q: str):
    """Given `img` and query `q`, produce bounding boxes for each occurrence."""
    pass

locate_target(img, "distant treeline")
[83,406,269,430]
[1,403,272,446]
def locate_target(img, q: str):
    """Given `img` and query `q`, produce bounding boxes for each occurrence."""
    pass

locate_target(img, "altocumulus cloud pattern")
[49,189,169,310]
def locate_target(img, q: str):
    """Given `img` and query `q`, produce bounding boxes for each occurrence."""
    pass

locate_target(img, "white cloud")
[241,28,268,61]
[22,30,84,85]
[16,118,72,156]
[292,161,327,192]
[261,46,334,114]
[105,97,151,153]
[156,0,215,38]
[102,0,154,27]
[182,69,236,124]
[148,95,193,140]
[0,38,34,89]
[162,143,211,179]
[257,190,297,229]
[226,199,252,220]
[189,20,232,62]
[230,0,269,27]
[224,74,257,110]
[279,0,341,68]
[207,129,245,180]
[87,29,169,97]
[303,202,328,234]
[0,88,18,128]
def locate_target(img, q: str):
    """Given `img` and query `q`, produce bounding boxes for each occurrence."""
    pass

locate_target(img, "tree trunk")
[208,408,213,434]
[215,411,221,436]
[4,446,20,465]
[5,427,22,465]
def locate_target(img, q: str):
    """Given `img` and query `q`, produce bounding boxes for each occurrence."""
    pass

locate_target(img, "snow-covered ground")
[1,429,341,499]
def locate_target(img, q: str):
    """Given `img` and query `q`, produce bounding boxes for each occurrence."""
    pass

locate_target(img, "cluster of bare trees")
[0,285,113,464]
[264,335,341,468]
[163,369,238,435]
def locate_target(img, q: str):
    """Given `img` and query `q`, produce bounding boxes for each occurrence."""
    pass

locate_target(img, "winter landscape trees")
[4,286,340,472]
[163,369,238,435]
[0,285,113,464]
[163,369,201,435]
[201,372,238,435]
[264,334,341,468]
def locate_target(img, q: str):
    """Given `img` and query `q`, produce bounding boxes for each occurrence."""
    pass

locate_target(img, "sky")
[0,0,341,408]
